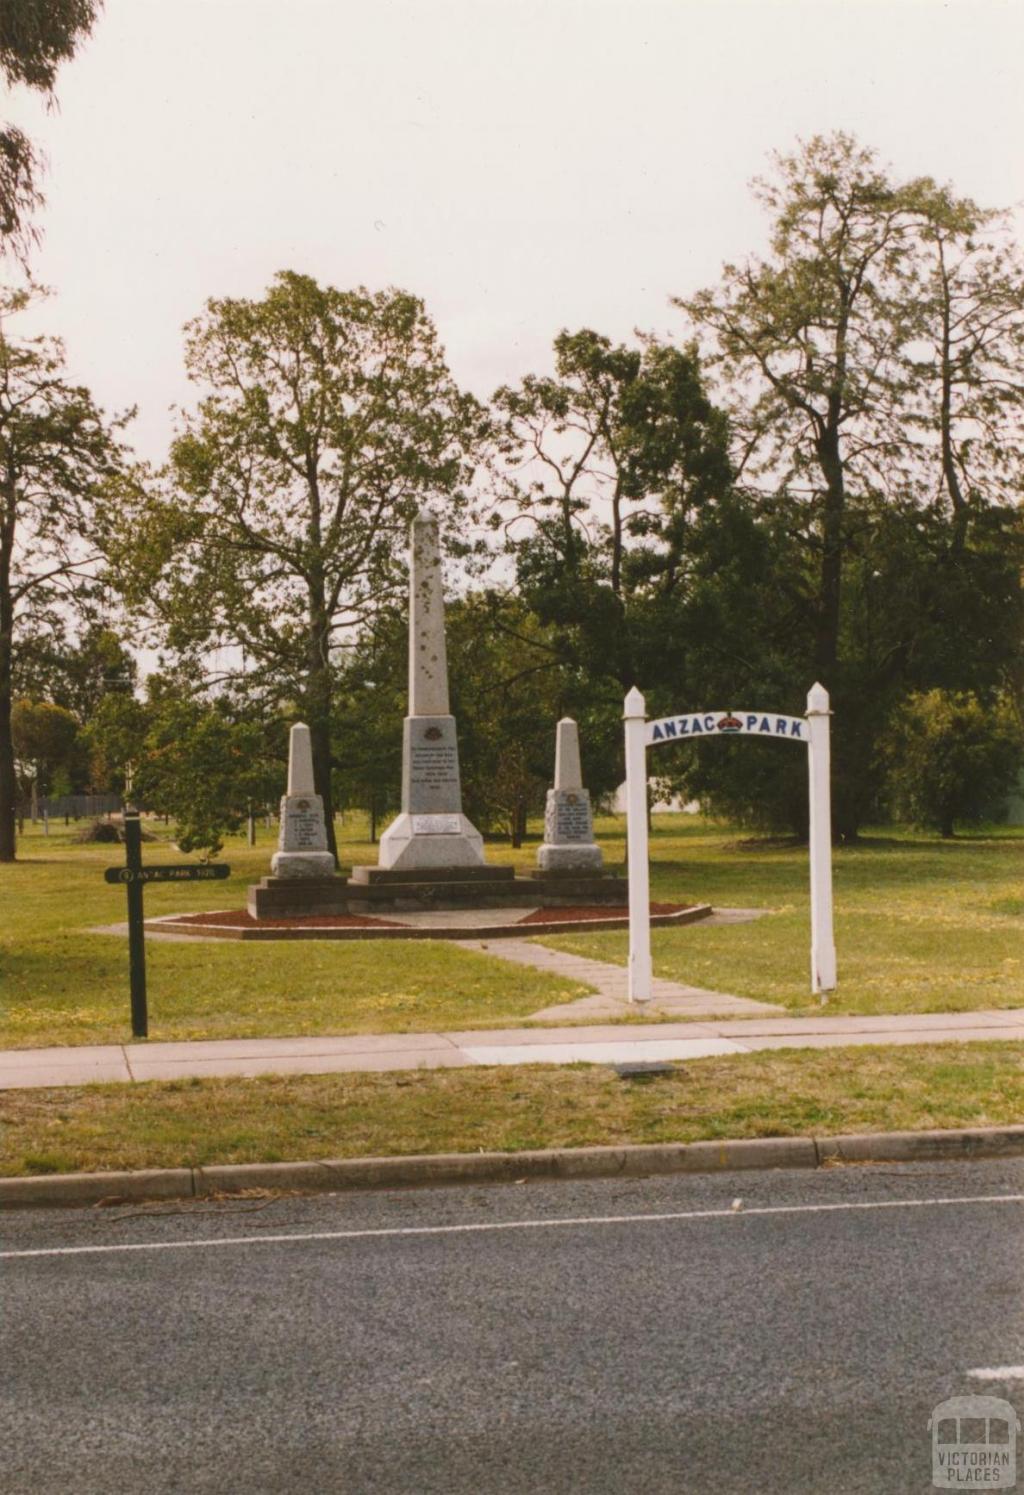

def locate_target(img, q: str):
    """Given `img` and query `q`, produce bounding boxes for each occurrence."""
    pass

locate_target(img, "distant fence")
[18,793,122,821]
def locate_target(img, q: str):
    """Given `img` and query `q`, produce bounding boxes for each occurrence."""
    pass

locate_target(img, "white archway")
[623,683,836,1003]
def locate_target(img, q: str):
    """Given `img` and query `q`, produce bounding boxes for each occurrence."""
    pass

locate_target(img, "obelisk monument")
[536,718,604,872]
[271,722,336,879]
[377,511,485,870]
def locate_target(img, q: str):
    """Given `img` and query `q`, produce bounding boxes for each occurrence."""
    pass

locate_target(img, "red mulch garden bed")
[154,909,404,930]
[518,903,687,924]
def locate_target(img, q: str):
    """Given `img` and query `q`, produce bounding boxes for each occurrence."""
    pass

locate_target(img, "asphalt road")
[3,1159,1024,1494]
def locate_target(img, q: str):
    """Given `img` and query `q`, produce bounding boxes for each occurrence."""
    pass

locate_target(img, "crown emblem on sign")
[717,714,742,732]
[423,726,443,740]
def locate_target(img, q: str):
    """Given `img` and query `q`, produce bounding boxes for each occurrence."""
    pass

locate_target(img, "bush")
[882,690,1023,837]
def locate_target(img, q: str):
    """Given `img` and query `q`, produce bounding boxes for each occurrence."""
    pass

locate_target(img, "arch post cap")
[623,686,646,718]
[806,682,831,715]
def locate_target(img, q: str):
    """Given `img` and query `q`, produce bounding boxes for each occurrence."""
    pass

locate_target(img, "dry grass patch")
[3,1041,1023,1177]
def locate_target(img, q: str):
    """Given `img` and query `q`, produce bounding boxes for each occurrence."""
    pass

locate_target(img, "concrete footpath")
[3,1006,1024,1090]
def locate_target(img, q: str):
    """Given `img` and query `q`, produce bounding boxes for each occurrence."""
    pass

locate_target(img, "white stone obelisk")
[270,722,336,878]
[537,718,604,872]
[378,511,485,870]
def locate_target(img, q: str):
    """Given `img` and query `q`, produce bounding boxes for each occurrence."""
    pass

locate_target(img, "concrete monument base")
[343,863,626,911]
[536,841,605,872]
[248,875,351,919]
[377,811,485,871]
[270,850,337,879]
[377,712,485,871]
[527,868,627,904]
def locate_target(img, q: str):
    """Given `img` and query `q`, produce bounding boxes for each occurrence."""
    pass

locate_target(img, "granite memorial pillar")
[377,511,486,871]
[536,718,604,872]
[271,722,336,879]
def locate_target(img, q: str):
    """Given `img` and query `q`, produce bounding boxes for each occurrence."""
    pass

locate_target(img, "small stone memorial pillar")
[377,511,485,871]
[537,718,604,873]
[270,722,336,879]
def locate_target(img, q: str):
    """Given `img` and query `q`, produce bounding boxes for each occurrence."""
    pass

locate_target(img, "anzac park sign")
[623,682,837,1005]
[648,711,807,743]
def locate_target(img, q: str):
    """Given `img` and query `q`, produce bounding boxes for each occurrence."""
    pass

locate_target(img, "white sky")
[6,0,1024,464]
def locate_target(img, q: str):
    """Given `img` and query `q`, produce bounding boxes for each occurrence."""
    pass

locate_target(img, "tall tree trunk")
[0,684,14,862]
[815,429,844,683]
[937,243,969,556]
[307,587,338,864]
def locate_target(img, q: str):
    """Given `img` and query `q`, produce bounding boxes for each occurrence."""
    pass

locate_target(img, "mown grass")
[536,816,1024,1016]
[2,812,1023,1047]
[2,1041,1022,1177]
[0,818,587,1047]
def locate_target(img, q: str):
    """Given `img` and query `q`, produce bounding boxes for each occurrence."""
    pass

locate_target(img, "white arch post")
[623,687,653,1004]
[805,682,837,995]
[623,682,837,1004]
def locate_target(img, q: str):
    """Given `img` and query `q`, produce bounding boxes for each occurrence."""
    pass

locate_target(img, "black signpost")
[104,808,230,1038]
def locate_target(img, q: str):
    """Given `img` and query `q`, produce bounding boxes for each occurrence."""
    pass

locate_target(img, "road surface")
[3,1158,1024,1492]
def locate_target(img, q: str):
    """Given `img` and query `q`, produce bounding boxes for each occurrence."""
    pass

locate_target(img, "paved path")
[5,1162,1024,1492]
[463,935,778,1020]
[2,1007,1023,1090]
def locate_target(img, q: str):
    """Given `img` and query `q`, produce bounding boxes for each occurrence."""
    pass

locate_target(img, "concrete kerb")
[4,1125,1024,1208]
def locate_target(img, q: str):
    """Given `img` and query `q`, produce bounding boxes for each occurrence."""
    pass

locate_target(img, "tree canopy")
[0,0,101,262]
[106,271,487,858]
[0,290,127,858]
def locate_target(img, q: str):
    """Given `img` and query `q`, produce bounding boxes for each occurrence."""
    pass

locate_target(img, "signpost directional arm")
[105,825,232,1039]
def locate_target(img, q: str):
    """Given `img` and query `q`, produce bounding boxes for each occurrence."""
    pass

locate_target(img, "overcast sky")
[7,0,1024,463]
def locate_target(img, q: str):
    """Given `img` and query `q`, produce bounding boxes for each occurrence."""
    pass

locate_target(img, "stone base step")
[247,871,628,919]
[349,864,515,886]
[346,879,541,910]
[247,876,352,920]
[525,872,627,903]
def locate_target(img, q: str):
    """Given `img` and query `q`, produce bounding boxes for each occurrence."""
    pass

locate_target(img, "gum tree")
[0,290,126,859]
[110,272,485,860]
[492,328,732,694]
[676,134,1024,835]
[0,0,101,262]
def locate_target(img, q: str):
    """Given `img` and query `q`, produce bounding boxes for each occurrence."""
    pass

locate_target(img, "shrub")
[882,690,1023,837]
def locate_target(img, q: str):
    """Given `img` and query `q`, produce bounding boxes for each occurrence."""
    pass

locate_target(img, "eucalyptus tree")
[114,272,485,858]
[676,133,1024,835]
[0,0,101,262]
[0,290,127,859]
[907,195,1024,541]
[676,134,942,681]
[492,328,732,694]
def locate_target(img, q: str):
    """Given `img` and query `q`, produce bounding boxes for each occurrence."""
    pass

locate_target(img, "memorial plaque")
[412,814,462,834]
[551,791,593,842]
[283,796,326,850]
[410,740,460,791]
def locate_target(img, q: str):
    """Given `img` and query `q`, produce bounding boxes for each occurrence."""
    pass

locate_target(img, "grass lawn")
[2,812,1023,1049]
[2,1041,1022,1177]
[0,819,588,1048]
[535,815,1024,1016]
